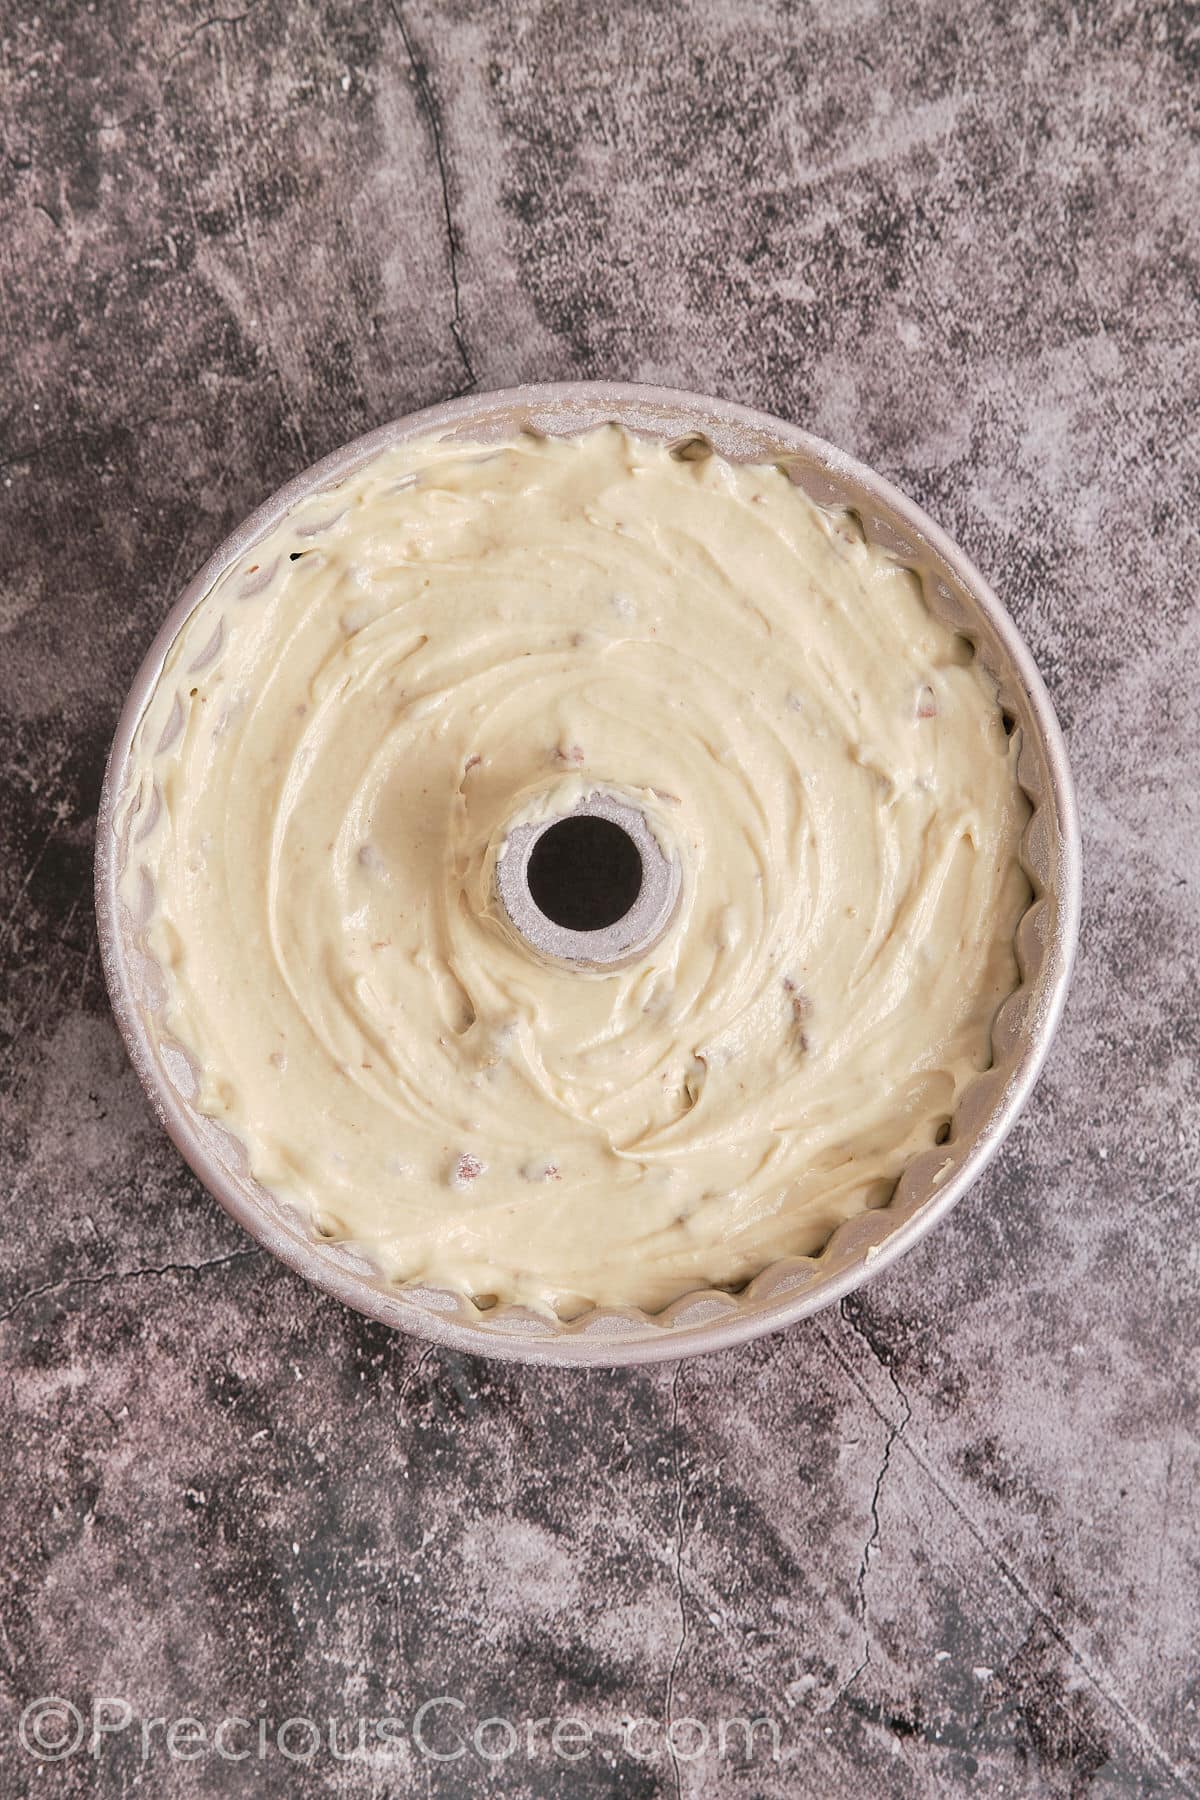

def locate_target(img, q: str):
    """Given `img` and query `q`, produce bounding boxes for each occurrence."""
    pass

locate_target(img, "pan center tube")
[494,790,682,968]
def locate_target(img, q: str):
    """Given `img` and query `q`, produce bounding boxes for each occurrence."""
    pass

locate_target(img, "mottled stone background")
[1,1,1197,1794]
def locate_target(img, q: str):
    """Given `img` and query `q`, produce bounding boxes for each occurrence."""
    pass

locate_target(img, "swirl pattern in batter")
[117,426,1031,1315]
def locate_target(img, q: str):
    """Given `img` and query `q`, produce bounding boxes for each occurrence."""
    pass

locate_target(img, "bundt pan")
[95,383,1081,1366]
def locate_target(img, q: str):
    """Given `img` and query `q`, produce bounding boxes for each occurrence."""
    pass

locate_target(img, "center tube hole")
[526,816,644,932]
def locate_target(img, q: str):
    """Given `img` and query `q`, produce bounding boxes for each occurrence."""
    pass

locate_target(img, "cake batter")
[117,427,1030,1314]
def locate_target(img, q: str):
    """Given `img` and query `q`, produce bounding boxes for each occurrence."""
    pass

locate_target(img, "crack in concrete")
[386,0,477,394]
[830,1648,870,1711]
[166,2,262,64]
[96,111,159,133]
[839,1298,913,1698]
[818,1312,1193,1792]
[0,1247,262,1328]
[396,1344,435,1410]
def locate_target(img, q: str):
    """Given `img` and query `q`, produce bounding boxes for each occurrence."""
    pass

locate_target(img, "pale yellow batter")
[117,427,1030,1315]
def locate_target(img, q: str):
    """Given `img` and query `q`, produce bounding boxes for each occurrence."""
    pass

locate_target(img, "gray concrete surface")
[1,1,1197,1793]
